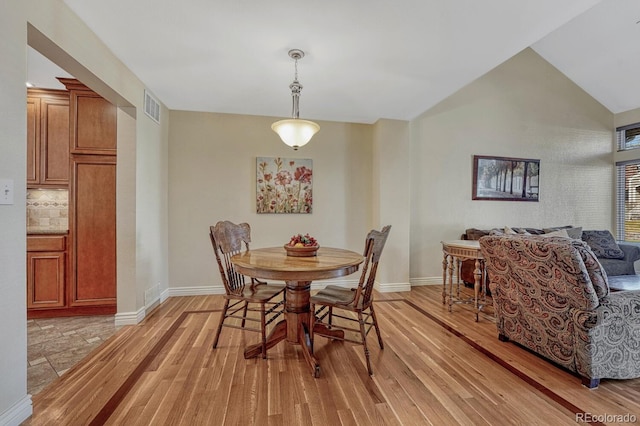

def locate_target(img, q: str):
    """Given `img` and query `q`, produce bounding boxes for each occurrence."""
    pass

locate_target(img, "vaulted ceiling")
[28,0,640,123]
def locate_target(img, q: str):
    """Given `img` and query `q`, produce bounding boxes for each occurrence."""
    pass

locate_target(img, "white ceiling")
[532,0,640,114]
[28,0,640,123]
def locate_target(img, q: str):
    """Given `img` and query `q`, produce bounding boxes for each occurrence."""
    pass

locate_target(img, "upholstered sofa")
[461,227,640,284]
[479,234,640,388]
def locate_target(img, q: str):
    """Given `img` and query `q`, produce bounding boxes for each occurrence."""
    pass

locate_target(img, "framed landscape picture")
[256,157,313,213]
[472,155,540,201]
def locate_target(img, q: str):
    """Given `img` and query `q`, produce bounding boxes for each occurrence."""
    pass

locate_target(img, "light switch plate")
[0,179,14,205]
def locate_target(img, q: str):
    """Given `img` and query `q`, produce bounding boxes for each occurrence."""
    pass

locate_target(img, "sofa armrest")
[574,291,640,378]
[574,291,640,329]
[596,291,640,320]
[619,243,640,263]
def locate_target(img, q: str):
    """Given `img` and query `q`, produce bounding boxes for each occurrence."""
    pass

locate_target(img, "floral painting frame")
[256,157,313,213]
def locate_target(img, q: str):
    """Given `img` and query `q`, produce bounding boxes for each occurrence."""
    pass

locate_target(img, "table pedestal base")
[243,320,287,359]
[231,247,364,378]
[244,280,340,378]
[243,320,323,377]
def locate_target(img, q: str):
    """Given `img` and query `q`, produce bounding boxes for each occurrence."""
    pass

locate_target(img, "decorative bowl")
[284,244,320,257]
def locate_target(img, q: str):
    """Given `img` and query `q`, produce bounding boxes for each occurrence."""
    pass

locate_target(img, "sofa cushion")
[465,228,491,240]
[575,241,610,300]
[581,230,624,259]
[465,226,573,240]
[504,226,531,235]
[504,226,517,235]
[543,229,570,238]
[544,226,582,239]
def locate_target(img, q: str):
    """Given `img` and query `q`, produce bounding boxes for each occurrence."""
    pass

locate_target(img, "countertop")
[27,229,69,235]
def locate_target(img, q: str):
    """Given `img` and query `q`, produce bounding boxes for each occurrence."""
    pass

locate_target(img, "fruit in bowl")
[287,233,318,247]
[285,234,319,256]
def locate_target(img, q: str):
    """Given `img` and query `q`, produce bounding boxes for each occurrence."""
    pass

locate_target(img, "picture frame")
[256,157,313,213]
[472,155,540,201]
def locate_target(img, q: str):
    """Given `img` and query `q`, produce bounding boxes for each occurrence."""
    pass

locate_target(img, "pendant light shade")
[272,49,319,150]
[271,119,320,150]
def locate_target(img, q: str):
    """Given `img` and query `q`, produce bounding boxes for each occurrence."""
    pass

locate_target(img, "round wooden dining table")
[231,246,364,377]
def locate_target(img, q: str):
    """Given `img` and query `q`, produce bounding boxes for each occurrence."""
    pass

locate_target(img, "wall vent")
[144,89,160,124]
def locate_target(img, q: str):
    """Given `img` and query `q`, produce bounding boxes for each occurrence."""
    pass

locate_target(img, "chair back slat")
[210,221,252,294]
[354,225,391,307]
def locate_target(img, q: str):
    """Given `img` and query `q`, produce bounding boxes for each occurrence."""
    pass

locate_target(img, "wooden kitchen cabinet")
[69,154,117,309]
[27,235,67,311]
[26,89,70,188]
[26,96,40,184]
[26,80,117,318]
[61,78,117,313]
[59,78,117,156]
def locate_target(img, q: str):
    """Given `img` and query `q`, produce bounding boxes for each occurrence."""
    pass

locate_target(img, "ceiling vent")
[144,89,160,124]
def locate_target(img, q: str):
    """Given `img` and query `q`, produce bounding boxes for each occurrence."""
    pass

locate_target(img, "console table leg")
[448,255,454,312]
[442,253,448,304]
[455,258,461,299]
[474,258,481,321]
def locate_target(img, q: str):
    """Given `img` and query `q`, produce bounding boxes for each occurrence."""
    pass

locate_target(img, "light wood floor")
[24,286,640,425]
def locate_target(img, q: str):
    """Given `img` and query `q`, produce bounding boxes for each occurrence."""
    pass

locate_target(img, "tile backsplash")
[27,189,69,232]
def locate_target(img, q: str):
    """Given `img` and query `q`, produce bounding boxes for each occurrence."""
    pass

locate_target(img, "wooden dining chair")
[309,225,391,375]
[210,221,285,358]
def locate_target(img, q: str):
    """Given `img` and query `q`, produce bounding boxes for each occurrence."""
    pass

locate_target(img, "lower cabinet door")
[27,251,66,309]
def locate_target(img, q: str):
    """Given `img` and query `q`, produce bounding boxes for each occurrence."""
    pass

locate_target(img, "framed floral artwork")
[256,157,313,213]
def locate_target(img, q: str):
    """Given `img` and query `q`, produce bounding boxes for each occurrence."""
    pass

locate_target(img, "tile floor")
[27,315,117,395]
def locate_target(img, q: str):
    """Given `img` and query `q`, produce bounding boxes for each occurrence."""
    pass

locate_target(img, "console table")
[441,240,488,321]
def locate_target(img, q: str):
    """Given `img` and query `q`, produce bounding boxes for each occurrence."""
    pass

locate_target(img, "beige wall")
[372,119,411,290]
[134,93,170,309]
[0,1,170,421]
[168,111,374,291]
[409,48,614,282]
[0,1,30,420]
[25,0,170,322]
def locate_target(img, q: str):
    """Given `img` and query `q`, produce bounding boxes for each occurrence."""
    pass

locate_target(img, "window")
[616,161,640,241]
[616,123,640,241]
[617,122,640,151]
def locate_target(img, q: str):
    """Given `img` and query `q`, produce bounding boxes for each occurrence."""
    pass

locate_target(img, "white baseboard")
[166,285,225,297]
[114,280,383,327]
[115,306,146,326]
[163,281,361,297]
[375,281,411,292]
[0,394,32,426]
[410,277,442,286]
[115,286,221,325]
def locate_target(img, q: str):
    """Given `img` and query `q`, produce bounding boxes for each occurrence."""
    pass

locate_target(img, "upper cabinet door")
[70,91,117,155]
[27,89,70,188]
[26,97,41,186]
[41,95,70,185]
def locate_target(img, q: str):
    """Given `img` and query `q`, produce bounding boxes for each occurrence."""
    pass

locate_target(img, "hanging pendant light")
[271,49,320,150]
